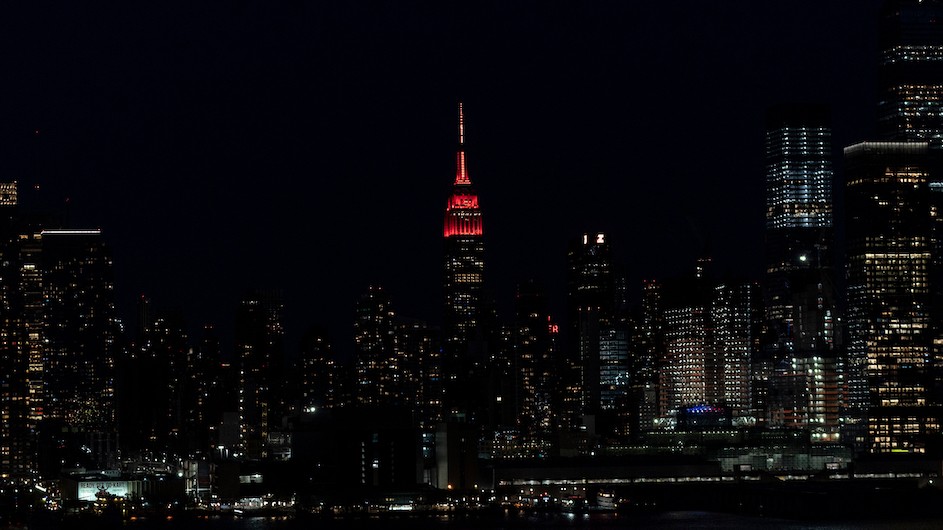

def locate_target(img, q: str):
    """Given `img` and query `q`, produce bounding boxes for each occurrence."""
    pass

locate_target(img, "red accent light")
[455,150,470,185]
[444,187,482,236]
[444,102,481,237]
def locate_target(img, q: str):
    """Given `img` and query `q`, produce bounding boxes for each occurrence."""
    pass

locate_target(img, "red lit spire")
[455,102,471,186]
[444,102,482,238]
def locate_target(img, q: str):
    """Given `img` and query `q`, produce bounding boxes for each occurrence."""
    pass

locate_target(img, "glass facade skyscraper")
[845,141,939,453]
[763,105,838,440]
[878,0,943,141]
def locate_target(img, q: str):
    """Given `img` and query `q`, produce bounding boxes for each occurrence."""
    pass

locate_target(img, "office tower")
[443,103,485,364]
[598,328,629,413]
[657,261,713,422]
[632,280,663,435]
[36,229,120,472]
[118,302,189,455]
[40,229,119,429]
[151,313,188,451]
[299,327,341,411]
[565,232,614,426]
[188,324,222,452]
[710,282,761,421]
[657,261,760,425]
[0,183,29,478]
[877,0,943,141]
[395,318,443,430]
[660,288,709,420]
[353,285,399,406]
[511,280,556,453]
[236,290,285,460]
[845,141,940,453]
[763,105,839,440]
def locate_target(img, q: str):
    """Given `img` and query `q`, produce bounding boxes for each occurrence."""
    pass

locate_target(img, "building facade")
[763,104,839,440]
[845,141,940,453]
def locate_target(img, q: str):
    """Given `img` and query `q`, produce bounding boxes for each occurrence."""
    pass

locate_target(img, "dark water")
[44,511,943,529]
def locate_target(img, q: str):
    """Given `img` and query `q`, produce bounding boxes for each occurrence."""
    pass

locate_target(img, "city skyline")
[6,2,943,523]
[0,2,883,349]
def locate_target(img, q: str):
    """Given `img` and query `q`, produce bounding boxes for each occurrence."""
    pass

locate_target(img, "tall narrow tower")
[877,0,943,141]
[763,105,839,440]
[443,103,484,369]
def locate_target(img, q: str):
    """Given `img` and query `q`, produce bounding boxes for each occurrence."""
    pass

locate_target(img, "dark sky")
[0,2,882,355]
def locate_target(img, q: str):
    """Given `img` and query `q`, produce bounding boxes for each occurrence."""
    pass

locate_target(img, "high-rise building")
[118,302,190,455]
[395,318,443,430]
[40,230,119,429]
[236,290,285,460]
[660,302,709,419]
[845,141,940,453]
[632,280,663,435]
[656,261,759,426]
[877,0,943,141]
[598,328,629,413]
[443,103,485,366]
[710,282,760,421]
[299,327,341,412]
[0,182,30,478]
[565,232,614,426]
[442,103,487,425]
[353,285,398,407]
[511,280,557,453]
[35,229,121,473]
[763,105,839,440]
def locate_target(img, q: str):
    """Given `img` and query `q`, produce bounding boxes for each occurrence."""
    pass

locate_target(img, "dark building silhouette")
[353,285,398,407]
[564,232,614,431]
[510,280,557,455]
[395,318,443,431]
[119,301,189,455]
[633,280,663,436]
[0,183,33,478]
[236,290,285,460]
[299,327,341,412]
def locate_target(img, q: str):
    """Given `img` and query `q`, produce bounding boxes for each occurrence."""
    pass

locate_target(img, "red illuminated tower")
[443,103,484,374]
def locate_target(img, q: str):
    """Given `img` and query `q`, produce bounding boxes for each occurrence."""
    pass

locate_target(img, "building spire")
[459,101,465,146]
[455,102,470,185]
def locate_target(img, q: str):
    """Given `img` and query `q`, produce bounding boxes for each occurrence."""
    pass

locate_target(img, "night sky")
[1,3,882,354]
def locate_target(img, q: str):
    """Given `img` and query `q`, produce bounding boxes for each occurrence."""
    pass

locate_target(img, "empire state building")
[443,103,484,366]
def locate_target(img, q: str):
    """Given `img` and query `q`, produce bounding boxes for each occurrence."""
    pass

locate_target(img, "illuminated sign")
[78,481,131,501]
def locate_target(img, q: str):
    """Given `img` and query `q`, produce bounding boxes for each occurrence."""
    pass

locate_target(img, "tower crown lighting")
[444,102,482,238]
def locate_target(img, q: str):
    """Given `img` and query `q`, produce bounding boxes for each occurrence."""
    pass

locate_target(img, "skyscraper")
[763,105,839,440]
[442,103,486,425]
[353,285,398,406]
[656,261,759,426]
[845,141,940,453]
[443,103,485,364]
[299,327,341,412]
[710,281,760,421]
[236,290,285,460]
[36,229,121,473]
[565,232,614,426]
[877,0,943,141]
[0,182,30,478]
[511,280,557,453]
